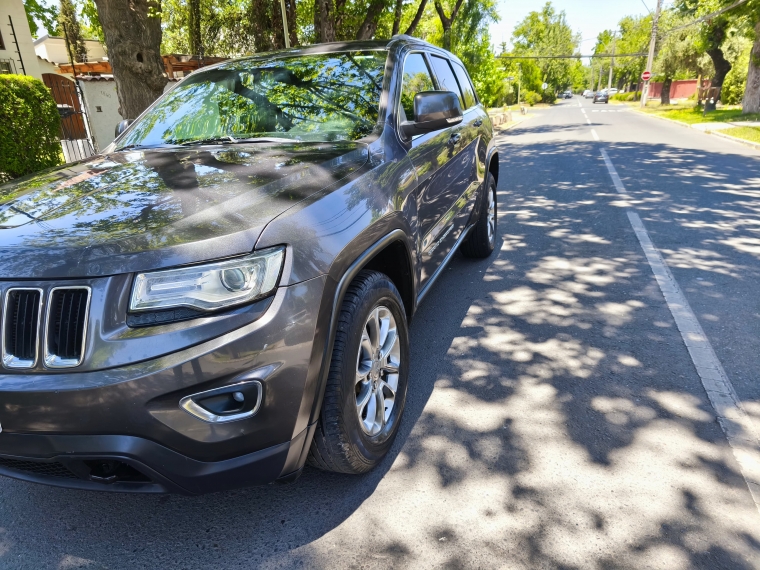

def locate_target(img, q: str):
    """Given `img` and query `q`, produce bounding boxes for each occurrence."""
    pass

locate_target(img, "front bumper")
[0,276,328,494]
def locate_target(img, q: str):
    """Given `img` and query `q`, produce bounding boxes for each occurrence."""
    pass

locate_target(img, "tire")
[461,172,497,259]
[308,270,410,474]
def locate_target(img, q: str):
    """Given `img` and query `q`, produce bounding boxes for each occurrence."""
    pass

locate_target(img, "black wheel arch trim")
[290,228,416,472]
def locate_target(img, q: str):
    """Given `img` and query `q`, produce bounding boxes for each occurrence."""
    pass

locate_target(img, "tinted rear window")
[452,62,477,109]
[429,56,463,108]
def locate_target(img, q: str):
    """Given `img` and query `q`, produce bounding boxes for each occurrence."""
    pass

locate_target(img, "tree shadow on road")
[1,137,760,570]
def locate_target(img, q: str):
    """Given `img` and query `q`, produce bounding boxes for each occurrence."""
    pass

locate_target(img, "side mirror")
[115,119,134,138]
[400,91,462,138]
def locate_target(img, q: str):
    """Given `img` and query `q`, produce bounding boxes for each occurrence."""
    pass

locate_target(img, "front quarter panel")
[255,125,418,286]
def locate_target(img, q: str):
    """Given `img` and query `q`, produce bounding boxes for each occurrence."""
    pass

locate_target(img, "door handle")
[473,119,483,127]
[448,133,461,146]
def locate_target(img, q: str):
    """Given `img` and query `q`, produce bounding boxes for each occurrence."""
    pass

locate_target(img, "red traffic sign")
[641,70,652,81]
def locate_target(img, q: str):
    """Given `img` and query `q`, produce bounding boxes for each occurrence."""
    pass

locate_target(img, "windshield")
[116,51,387,149]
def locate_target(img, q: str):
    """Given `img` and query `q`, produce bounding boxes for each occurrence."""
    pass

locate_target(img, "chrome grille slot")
[2,288,42,369]
[45,287,91,368]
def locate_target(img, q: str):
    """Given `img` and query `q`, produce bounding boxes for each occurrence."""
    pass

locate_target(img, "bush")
[523,90,541,106]
[0,74,62,183]
[541,89,555,104]
[722,45,750,105]
[611,92,640,101]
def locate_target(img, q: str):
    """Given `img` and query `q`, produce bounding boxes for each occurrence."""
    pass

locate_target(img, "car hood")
[0,142,368,279]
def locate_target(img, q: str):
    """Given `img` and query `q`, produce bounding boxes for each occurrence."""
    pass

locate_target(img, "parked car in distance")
[0,36,498,495]
[583,89,594,98]
[607,88,619,95]
[561,90,573,99]
[593,90,609,104]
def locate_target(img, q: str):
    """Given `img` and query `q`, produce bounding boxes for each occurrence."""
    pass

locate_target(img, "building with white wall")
[34,35,107,65]
[0,0,41,79]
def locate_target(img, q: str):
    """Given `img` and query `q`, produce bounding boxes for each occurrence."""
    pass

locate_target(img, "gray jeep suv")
[0,36,498,494]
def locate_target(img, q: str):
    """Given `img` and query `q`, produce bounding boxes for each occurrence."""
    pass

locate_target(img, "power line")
[664,0,754,33]
[498,53,647,59]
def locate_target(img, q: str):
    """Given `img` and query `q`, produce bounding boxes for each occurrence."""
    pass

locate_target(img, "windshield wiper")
[116,142,182,152]
[172,136,300,146]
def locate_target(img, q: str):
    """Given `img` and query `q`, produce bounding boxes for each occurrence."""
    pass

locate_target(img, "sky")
[490,0,651,55]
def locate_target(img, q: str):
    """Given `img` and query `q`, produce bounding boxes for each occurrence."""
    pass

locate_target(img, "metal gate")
[42,74,96,162]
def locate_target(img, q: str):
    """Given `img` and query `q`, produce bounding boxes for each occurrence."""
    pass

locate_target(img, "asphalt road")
[2,98,760,570]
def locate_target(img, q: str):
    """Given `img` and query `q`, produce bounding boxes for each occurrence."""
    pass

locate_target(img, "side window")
[429,56,463,109]
[452,62,477,109]
[399,53,435,122]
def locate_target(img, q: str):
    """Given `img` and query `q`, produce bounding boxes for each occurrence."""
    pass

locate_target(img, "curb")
[633,108,760,151]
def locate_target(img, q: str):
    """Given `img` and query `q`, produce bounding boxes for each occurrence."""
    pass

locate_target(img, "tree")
[512,2,581,92]
[80,0,105,44]
[675,0,735,97]
[93,0,167,119]
[433,0,465,50]
[59,0,88,63]
[654,10,710,103]
[744,21,760,112]
[188,0,202,55]
[22,0,58,38]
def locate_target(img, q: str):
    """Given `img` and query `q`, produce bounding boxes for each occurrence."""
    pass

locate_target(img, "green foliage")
[80,0,105,43]
[523,90,541,106]
[723,42,751,104]
[655,10,712,82]
[22,0,58,38]
[0,75,62,183]
[611,91,639,101]
[511,2,581,92]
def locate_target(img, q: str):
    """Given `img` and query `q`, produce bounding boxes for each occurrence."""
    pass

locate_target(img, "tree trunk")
[404,0,428,36]
[249,0,286,51]
[188,0,202,56]
[314,0,335,43]
[433,0,463,51]
[285,0,298,47]
[742,21,760,114]
[661,77,671,105]
[356,0,386,40]
[93,0,167,120]
[392,0,403,36]
[704,21,731,99]
[707,47,732,88]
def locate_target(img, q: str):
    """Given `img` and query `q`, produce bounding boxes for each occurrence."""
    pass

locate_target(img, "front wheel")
[308,271,409,474]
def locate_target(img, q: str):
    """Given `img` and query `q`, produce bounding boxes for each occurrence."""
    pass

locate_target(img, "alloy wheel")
[487,189,496,246]
[355,305,401,436]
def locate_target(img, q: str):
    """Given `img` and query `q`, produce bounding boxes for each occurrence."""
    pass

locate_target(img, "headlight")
[130,247,285,313]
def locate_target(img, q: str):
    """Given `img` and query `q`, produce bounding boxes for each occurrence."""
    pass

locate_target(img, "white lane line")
[586,118,592,125]
[600,148,760,513]
[591,129,599,141]
[581,109,587,115]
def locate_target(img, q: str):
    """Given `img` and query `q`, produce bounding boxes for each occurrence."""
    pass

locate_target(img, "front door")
[399,53,472,290]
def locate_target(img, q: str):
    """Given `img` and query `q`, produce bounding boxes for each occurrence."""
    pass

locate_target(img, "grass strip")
[722,126,760,144]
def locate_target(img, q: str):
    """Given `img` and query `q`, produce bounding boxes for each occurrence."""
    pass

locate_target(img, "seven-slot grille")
[1,286,90,370]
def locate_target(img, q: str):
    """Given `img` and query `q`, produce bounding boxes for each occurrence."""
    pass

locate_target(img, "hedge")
[0,74,62,183]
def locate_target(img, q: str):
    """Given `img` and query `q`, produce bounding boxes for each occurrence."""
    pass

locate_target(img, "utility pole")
[641,0,662,107]
[279,0,290,48]
[517,62,522,104]
[607,33,617,91]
